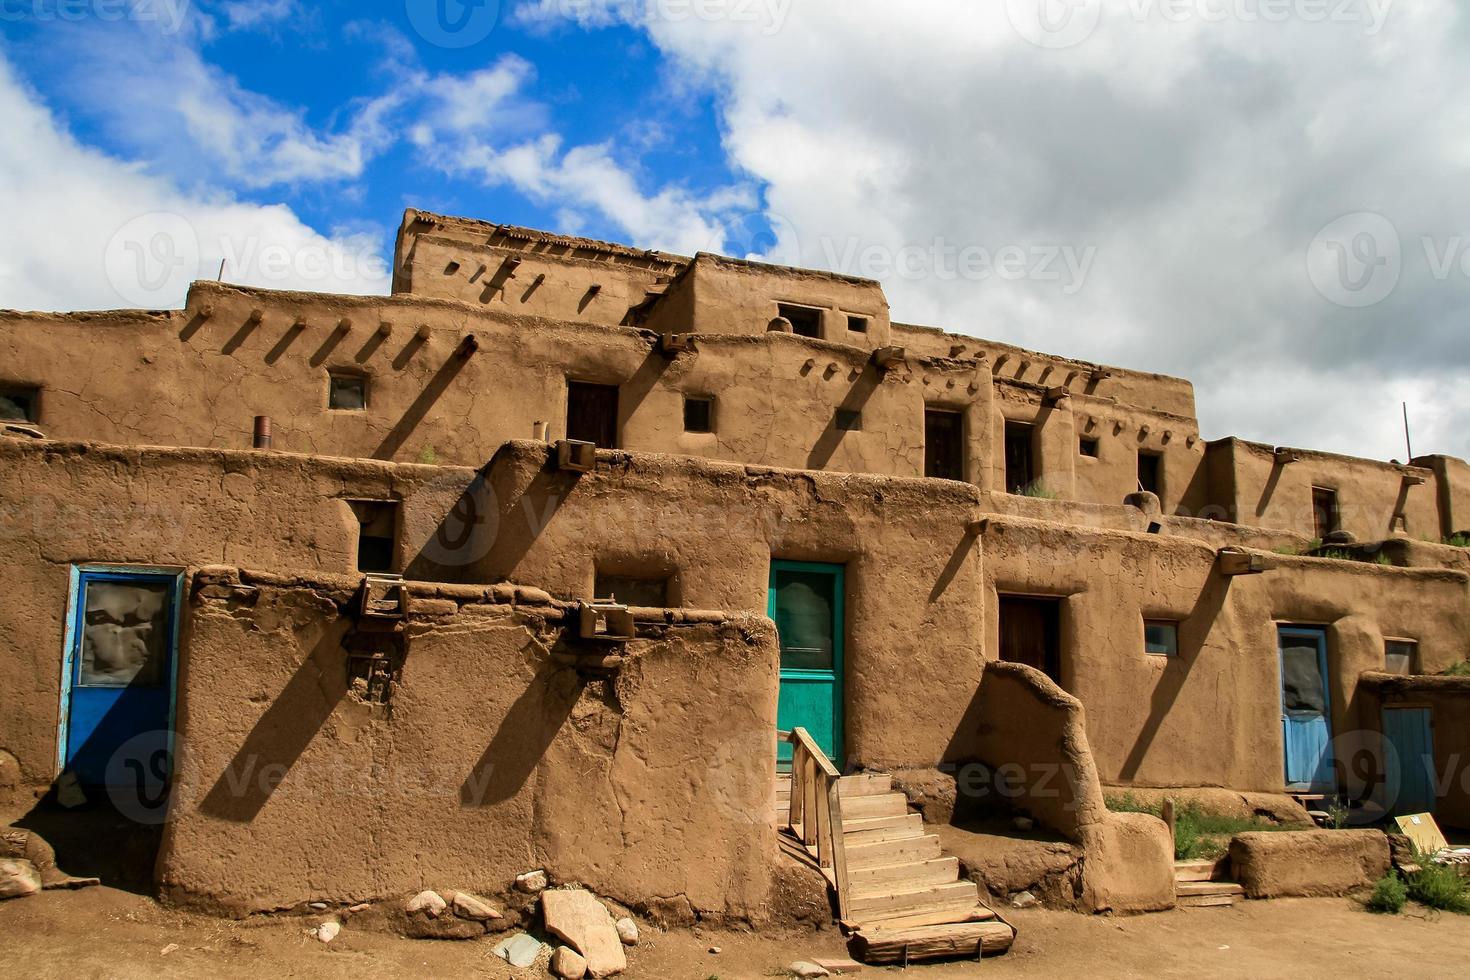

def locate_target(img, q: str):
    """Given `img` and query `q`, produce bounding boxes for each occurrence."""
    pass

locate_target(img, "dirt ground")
[3,885,1469,980]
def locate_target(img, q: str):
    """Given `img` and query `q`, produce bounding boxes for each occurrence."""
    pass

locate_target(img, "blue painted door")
[1383,707,1436,815]
[769,560,844,769]
[1278,627,1334,791]
[62,568,180,787]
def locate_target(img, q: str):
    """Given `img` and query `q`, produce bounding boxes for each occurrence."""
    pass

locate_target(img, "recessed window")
[836,409,862,431]
[847,315,869,334]
[1004,421,1035,494]
[328,372,368,411]
[924,408,964,480]
[1384,639,1417,675]
[683,396,714,433]
[566,380,620,447]
[348,500,398,573]
[1312,486,1340,540]
[778,303,823,338]
[1138,451,1162,495]
[1079,437,1099,458]
[594,573,669,608]
[1145,620,1179,657]
[0,385,39,422]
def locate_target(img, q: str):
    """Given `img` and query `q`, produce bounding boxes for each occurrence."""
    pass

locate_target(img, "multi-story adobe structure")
[1,209,1467,941]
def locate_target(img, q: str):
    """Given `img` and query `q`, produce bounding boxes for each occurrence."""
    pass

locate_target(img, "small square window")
[595,573,669,608]
[847,315,869,333]
[1079,437,1099,458]
[0,386,39,422]
[836,409,862,431]
[683,396,714,433]
[329,373,368,411]
[1144,620,1179,657]
[778,303,823,338]
[1385,639,1416,675]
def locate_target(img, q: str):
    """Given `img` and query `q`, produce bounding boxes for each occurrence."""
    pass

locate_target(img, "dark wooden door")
[1004,422,1034,494]
[566,381,619,447]
[925,409,964,481]
[999,595,1061,684]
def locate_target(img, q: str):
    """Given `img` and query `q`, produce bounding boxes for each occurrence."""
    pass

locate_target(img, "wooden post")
[1162,798,1176,842]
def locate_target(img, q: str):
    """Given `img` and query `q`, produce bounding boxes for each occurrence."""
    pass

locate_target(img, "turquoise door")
[769,560,844,769]
[1278,627,1334,791]
[61,567,181,788]
[1383,707,1435,815]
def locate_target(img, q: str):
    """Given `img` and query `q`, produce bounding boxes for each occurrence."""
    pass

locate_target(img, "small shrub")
[1406,856,1470,914]
[1444,532,1470,548]
[1324,801,1350,829]
[416,444,440,465]
[1445,661,1470,677]
[1367,873,1407,914]
[1018,482,1058,499]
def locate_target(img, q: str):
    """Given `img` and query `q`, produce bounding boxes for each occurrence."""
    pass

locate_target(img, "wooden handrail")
[781,727,851,920]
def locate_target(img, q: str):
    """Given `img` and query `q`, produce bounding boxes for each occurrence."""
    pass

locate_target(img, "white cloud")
[0,55,388,312]
[218,0,298,31]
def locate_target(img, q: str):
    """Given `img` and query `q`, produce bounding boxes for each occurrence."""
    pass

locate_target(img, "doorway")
[566,380,619,447]
[1278,626,1334,791]
[769,560,844,768]
[924,408,964,481]
[1004,422,1035,494]
[1383,706,1435,815]
[998,595,1062,685]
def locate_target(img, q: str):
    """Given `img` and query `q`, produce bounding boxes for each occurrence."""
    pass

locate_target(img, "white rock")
[0,859,41,900]
[614,917,639,946]
[514,869,548,893]
[1012,816,1035,831]
[405,890,447,918]
[451,891,502,921]
[492,932,544,968]
[314,921,341,943]
[541,888,627,978]
[551,945,589,979]
[709,946,722,955]
[1010,890,1039,909]
[788,962,831,979]
[309,902,328,910]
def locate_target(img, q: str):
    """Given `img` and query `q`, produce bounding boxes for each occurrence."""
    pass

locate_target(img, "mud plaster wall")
[160,577,778,917]
[1357,673,1470,829]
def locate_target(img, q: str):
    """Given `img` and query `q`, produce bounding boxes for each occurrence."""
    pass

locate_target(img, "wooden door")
[1278,626,1334,791]
[998,595,1061,684]
[1383,707,1435,815]
[924,409,964,481]
[769,560,844,768]
[566,381,619,447]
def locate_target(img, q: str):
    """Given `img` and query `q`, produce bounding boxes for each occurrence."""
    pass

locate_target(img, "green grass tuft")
[1367,873,1408,914]
[1445,661,1470,677]
[1405,852,1470,914]
[1104,793,1296,860]
[1444,532,1470,548]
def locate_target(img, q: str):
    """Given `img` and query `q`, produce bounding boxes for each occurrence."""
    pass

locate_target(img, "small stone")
[314,921,340,943]
[709,946,722,955]
[451,891,502,921]
[788,961,830,978]
[0,859,41,900]
[1010,890,1039,909]
[492,932,544,968]
[55,773,87,809]
[405,890,447,918]
[309,902,328,910]
[812,958,863,974]
[1012,816,1034,832]
[160,944,179,956]
[614,917,639,946]
[541,889,627,977]
[551,945,589,979]
[514,869,548,893]
[347,903,370,913]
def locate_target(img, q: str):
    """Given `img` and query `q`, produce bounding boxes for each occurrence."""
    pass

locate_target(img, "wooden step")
[1175,881,1243,898]
[849,857,961,895]
[1177,893,1237,908]
[840,793,909,820]
[843,813,925,844]
[1173,859,1222,883]
[849,920,1015,964]
[847,898,993,931]
[839,773,893,797]
[845,835,943,869]
[849,880,979,917]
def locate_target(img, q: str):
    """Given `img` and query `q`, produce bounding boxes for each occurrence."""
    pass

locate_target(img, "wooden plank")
[839,773,893,797]
[803,753,819,848]
[846,904,996,932]
[841,794,909,820]
[828,776,852,921]
[849,880,978,916]
[1177,894,1236,908]
[844,813,922,833]
[846,836,943,869]
[844,819,926,846]
[1172,859,1221,882]
[849,857,960,890]
[850,920,1015,963]
[1176,881,1242,897]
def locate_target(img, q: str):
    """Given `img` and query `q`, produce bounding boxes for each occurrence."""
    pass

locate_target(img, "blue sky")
[3,0,1470,461]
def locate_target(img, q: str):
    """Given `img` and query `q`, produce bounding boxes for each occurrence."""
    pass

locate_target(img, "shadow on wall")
[197,623,351,822]
[807,363,883,470]
[374,347,473,460]
[460,658,583,805]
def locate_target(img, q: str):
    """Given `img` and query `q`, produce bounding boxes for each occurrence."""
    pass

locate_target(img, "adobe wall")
[1357,672,1470,829]
[160,571,778,917]
[1416,453,1470,538]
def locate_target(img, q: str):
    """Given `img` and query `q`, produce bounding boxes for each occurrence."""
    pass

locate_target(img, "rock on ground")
[541,888,627,978]
[788,960,830,978]
[492,933,544,968]
[614,917,639,946]
[450,891,501,921]
[405,890,446,918]
[1010,890,1039,909]
[514,869,548,893]
[0,859,41,900]
[551,945,589,979]
[313,921,340,943]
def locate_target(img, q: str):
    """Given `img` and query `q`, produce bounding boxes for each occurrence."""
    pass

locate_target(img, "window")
[1312,487,1340,540]
[1004,421,1035,494]
[348,500,398,573]
[594,573,669,607]
[1145,620,1179,657]
[836,409,862,432]
[1079,437,1099,458]
[1384,639,1417,676]
[998,595,1062,684]
[566,380,620,447]
[683,396,714,433]
[846,315,869,334]
[328,372,367,411]
[1137,451,1162,496]
[924,408,964,481]
[778,303,823,338]
[0,385,38,422]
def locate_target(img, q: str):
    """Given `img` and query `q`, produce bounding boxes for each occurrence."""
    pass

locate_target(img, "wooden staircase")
[777,729,1016,964]
[1173,858,1245,908]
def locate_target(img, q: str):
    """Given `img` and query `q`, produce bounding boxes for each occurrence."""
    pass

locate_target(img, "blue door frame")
[1277,626,1334,792]
[769,560,844,770]
[1383,706,1436,816]
[58,565,184,787]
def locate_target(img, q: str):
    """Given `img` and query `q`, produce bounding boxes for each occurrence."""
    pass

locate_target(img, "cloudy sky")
[1,0,1466,461]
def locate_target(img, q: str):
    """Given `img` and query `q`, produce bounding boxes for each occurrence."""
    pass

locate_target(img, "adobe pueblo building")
[1,209,1468,956]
